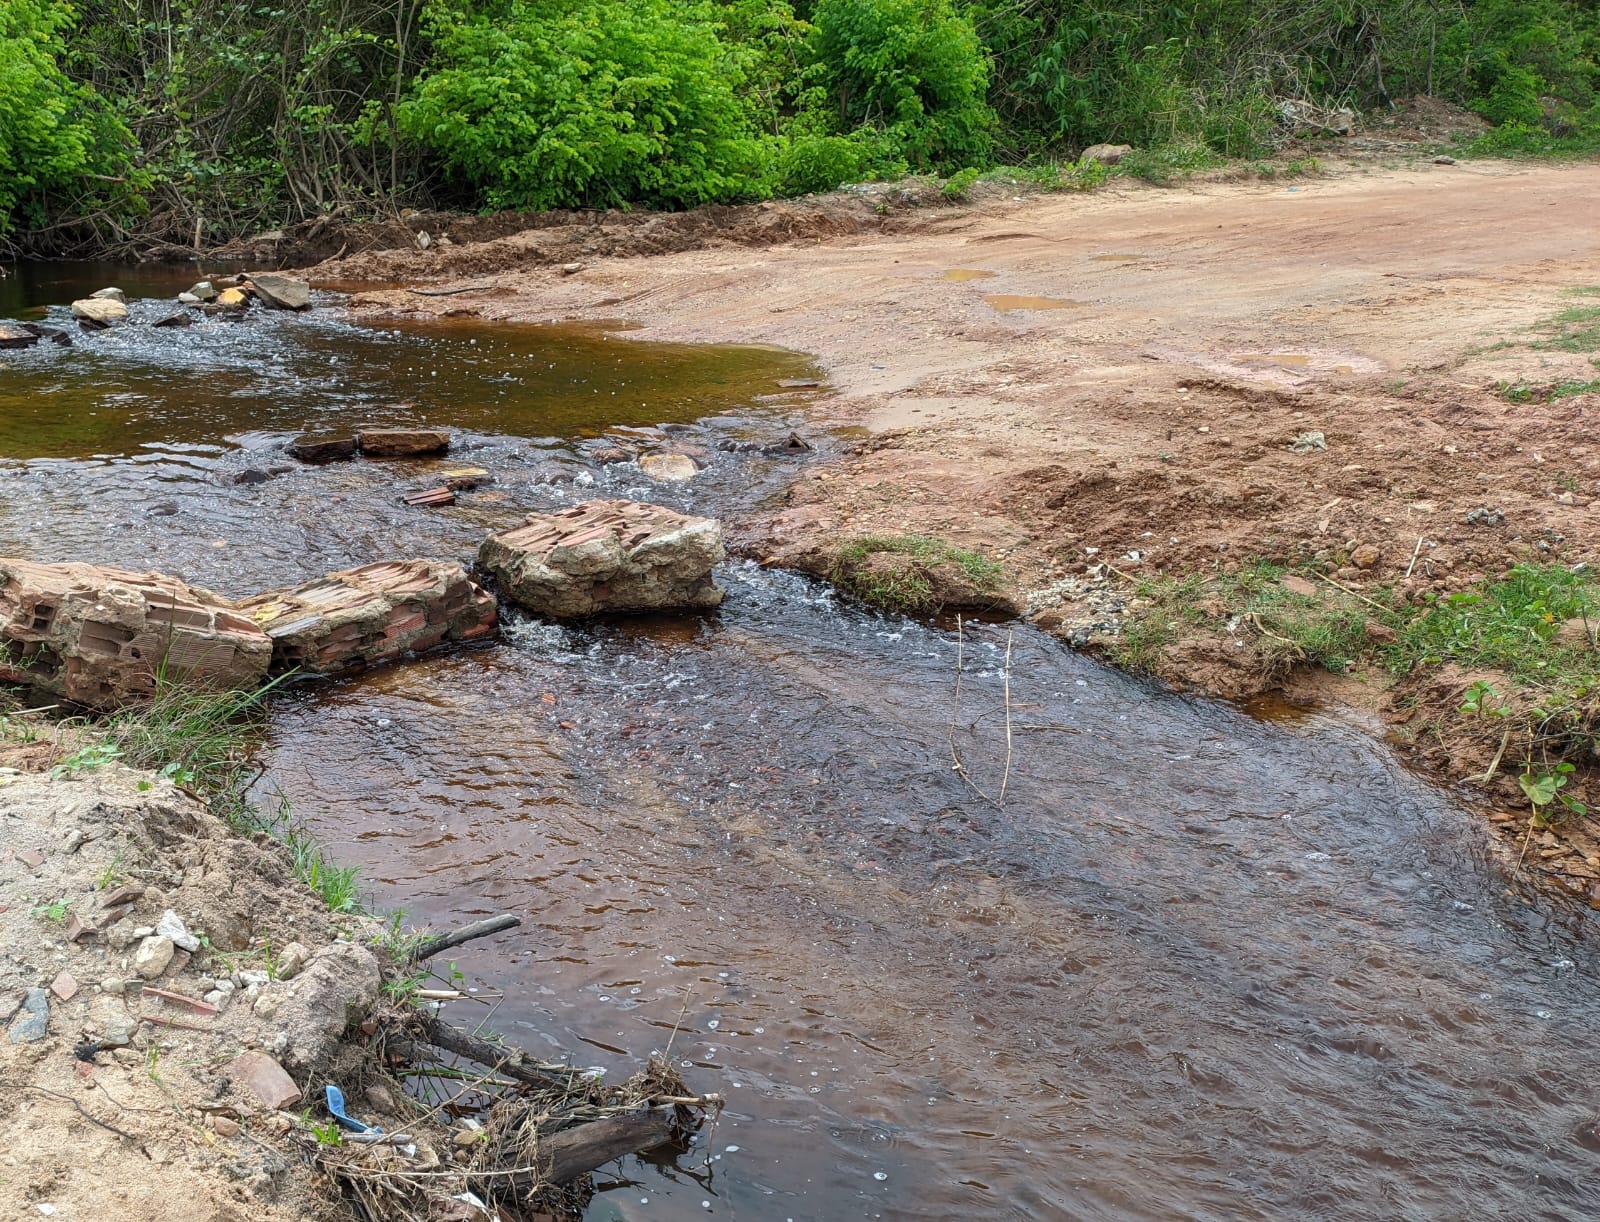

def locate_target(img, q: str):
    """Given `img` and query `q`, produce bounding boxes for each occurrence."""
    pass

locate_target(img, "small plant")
[50,742,122,780]
[305,1115,345,1147]
[95,846,130,890]
[940,166,981,200]
[31,898,69,922]
[1519,761,1586,825]
[1459,680,1510,718]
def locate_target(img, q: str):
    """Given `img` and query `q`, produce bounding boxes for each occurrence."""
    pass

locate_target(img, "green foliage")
[0,0,132,234]
[402,0,772,209]
[50,741,123,779]
[1397,563,1595,679]
[803,0,994,170]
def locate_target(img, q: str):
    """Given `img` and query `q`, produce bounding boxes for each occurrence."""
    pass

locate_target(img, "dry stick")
[1481,727,1513,785]
[1404,535,1426,579]
[420,1014,583,1089]
[946,616,996,805]
[2,1082,150,1154]
[1316,571,1392,613]
[998,631,1015,806]
[415,914,521,962]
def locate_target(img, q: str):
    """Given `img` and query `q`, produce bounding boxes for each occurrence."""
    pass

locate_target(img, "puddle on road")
[939,269,998,282]
[4,266,1600,1221]
[984,294,1084,313]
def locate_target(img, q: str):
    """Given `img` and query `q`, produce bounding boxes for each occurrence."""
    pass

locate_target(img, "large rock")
[479,499,725,618]
[1080,143,1132,165]
[90,286,126,303]
[0,322,39,350]
[234,559,496,675]
[70,298,128,325]
[260,942,381,1070]
[245,273,311,311]
[0,560,272,709]
[358,428,450,457]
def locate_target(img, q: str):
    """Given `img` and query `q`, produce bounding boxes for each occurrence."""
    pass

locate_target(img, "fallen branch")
[415,914,521,961]
[408,1014,586,1091]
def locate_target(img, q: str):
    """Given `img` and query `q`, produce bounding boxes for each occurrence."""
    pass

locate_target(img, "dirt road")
[322,160,1600,878]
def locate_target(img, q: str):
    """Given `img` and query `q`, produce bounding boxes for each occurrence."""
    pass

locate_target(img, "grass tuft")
[831,534,1003,615]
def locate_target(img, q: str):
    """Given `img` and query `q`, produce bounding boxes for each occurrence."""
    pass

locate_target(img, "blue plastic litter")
[324,1084,382,1133]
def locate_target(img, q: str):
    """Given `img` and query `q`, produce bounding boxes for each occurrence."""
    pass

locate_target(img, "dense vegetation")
[3,0,1598,249]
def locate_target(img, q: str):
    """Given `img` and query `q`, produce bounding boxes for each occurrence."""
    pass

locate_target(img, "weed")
[31,898,69,922]
[1500,379,1600,404]
[831,534,1003,615]
[941,166,981,200]
[50,742,122,780]
[95,846,130,890]
[1519,761,1586,824]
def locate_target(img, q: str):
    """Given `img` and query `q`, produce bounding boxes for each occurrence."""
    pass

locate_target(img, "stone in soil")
[263,943,381,1069]
[8,988,49,1043]
[358,428,451,457]
[133,935,176,979]
[229,1051,303,1110]
[479,499,725,617]
[0,559,273,710]
[244,273,311,310]
[233,558,497,676]
[286,433,358,463]
[49,972,78,1002]
[156,909,200,952]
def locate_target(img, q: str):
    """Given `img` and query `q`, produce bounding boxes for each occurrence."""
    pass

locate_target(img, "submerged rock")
[0,559,273,710]
[245,273,311,311]
[479,499,725,617]
[638,453,700,483]
[358,427,451,457]
[234,558,497,676]
[286,433,358,463]
[152,310,194,328]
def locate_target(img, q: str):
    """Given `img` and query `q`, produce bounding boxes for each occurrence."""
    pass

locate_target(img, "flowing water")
[5,270,1600,1221]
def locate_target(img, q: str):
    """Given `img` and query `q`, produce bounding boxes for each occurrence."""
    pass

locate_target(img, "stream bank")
[316,158,1600,897]
[6,217,1600,1218]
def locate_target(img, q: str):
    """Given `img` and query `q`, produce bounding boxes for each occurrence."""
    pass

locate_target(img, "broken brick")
[49,972,79,1002]
[229,1052,303,1110]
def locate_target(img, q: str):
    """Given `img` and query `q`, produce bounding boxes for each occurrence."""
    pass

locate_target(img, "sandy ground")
[316,158,1600,876]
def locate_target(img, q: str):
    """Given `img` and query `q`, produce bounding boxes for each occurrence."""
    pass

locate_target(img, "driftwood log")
[520,1108,677,1187]
[414,914,522,962]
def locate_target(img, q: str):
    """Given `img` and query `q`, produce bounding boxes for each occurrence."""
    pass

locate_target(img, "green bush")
[0,0,130,233]
[401,0,772,210]
[804,0,994,170]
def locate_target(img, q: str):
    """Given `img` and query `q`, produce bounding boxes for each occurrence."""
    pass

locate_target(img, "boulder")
[638,453,699,483]
[214,287,249,310]
[1080,143,1133,165]
[70,298,128,325]
[358,428,451,457]
[185,281,219,303]
[152,310,194,328]
[260,942,381,1070]
[286,433,358,463]
[0,323,39,350]
[246,273,311,311]
[479,499,725,618]
[90,286,126,303]
[234,558,497,676]
[0,560,272,709]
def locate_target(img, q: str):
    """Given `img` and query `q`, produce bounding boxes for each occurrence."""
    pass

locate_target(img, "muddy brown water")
[5,269,1600,1220]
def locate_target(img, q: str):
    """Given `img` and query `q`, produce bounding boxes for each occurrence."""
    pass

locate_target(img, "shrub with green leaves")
[803,0,994,171]
[0,0,131,233]
[401,0,773,210]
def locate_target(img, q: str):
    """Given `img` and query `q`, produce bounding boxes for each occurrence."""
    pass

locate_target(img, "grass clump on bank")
[831,534,1003,615]
[34,674,364,913]
[1118,559,1600,819]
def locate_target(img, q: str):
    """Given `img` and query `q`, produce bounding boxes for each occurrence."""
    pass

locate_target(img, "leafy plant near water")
[101,673,364,914]
[831,534,1003,615]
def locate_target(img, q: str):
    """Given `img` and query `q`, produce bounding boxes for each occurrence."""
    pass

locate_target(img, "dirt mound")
[290,184,954,283]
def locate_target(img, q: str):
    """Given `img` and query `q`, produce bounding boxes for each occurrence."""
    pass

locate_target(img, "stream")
[4,267,1600,1220]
